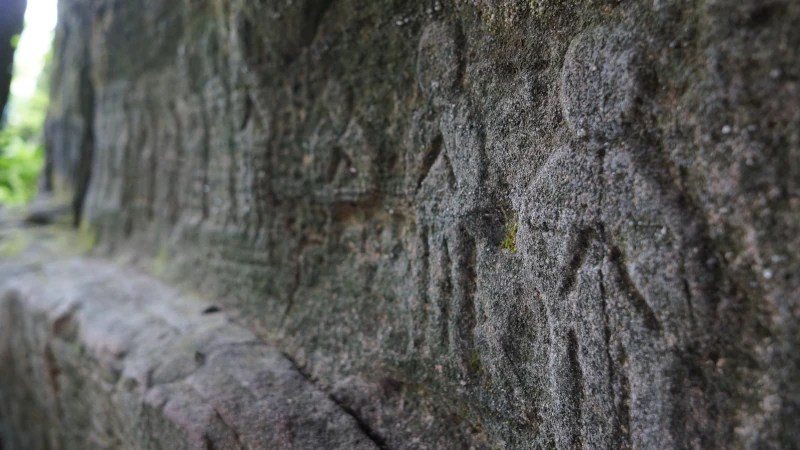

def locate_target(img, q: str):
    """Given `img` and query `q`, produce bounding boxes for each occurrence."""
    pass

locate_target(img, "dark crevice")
[671,350,712,448]
[202,305,221,315]
[305,0,337,45]
[442,152,457,189]
[681,267,694,319]
[416,133,443,189]
[199,95,211,221]
[210,408,245,450]
[238,15,255,60]
[326,146,345,183]
[281,352,389,450]
[119,105,136,238]
[226,133,239,227]
[146,111,159,222]
[608,245,663,333]
[500,293,534,389]
[439,238,452,350]
[203,434,216,450]
[414,225,430,350]
[280,234,306,327]
[566,329,584,450]
[43,342,63,420]
[168,107,184,226]
[452,22,467,91]
[188,381,245,450]
[456,227,478,372]
[597,146,606,209]
[218,59,238,229]
[614,345,632,450]
[72,56,95,227]
[558,228,596,297]
[415,231,432,350]
[239,94,253,131]
[744,3,787,28]
[598,261,617,430]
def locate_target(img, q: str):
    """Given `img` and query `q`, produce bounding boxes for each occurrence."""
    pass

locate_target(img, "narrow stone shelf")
[0,225,379,450]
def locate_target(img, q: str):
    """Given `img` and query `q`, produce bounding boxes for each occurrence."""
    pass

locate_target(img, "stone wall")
[29,0,800,448]
[0,0,26,120]
[0,224,380,449]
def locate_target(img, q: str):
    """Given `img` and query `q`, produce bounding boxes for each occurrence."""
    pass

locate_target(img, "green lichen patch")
[470,350,484,375]
[500,215,518,254]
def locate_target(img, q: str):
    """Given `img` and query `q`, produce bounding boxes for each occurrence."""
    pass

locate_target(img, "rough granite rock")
[4,0,798,449]
[0,223,379,449]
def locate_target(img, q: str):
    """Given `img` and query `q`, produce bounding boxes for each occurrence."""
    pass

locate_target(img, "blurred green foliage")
[0,48,49,205]
[0,131,44,205]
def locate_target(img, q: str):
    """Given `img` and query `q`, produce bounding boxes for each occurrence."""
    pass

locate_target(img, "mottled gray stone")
[561,26,650,141]
[0,226,378,449]
[6,0,798,449]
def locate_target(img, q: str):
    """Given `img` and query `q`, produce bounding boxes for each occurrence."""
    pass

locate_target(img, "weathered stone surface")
[0,0,26,121]
[0,224,378,449]
[13,0,800,448]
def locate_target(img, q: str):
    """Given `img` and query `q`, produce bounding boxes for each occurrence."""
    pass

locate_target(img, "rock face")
[0,224,379,449]
[6,0,799,449]
[0,0,26,120]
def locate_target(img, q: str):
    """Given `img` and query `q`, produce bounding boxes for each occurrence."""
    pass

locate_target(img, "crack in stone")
[281,351,389,450]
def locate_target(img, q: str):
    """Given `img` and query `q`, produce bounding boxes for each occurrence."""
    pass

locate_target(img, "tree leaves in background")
[0,44,49,206]
[0,129,43,205]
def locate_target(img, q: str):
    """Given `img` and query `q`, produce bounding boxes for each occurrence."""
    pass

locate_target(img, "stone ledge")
[0,230,379,450]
